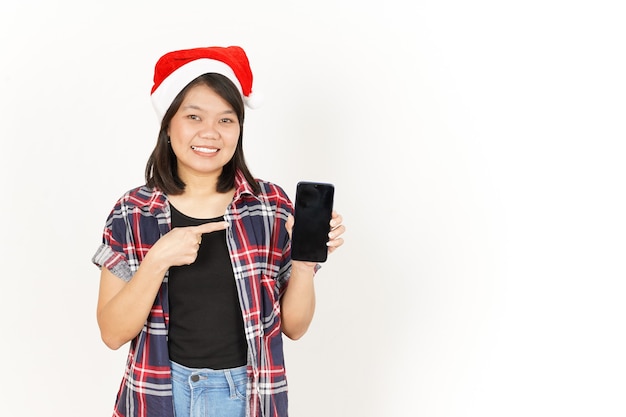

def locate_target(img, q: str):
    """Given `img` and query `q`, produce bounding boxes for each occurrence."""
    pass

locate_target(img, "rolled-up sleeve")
[92,244,133,282]
[92,197,135,282]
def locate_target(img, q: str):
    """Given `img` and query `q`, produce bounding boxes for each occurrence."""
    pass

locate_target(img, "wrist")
[291,260,317,276]
[141,251,170,278]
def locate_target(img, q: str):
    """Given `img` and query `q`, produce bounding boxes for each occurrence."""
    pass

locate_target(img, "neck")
[178,170,221,197]
[169,173,235,219]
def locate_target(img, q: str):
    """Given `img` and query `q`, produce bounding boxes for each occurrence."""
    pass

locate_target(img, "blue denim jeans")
[170,360,248,417]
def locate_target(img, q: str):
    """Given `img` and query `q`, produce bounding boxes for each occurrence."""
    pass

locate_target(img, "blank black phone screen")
[291,182,335,262]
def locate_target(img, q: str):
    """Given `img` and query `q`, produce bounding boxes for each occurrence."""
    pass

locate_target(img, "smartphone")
[291,181,335,263]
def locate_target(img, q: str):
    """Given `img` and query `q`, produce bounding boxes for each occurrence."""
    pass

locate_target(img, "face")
[167,83,241,183]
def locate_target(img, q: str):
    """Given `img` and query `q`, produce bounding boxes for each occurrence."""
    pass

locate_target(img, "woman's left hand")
[326,210,345,255]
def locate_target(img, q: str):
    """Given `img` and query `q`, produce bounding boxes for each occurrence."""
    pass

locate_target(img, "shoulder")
[113,185,168,213]
[255,179,292,206]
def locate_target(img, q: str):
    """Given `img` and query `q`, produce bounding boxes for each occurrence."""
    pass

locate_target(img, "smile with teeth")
[191,146,218,154]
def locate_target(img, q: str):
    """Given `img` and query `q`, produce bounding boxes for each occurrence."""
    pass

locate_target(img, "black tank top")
[167,204,247,369]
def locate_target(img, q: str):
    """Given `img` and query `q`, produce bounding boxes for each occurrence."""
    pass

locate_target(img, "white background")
[1,1,625,416]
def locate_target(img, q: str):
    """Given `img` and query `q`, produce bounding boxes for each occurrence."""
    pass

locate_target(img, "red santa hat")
[150,45,262,121]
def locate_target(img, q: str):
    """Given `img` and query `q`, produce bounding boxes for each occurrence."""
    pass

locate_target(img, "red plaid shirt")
[92,171,294,416]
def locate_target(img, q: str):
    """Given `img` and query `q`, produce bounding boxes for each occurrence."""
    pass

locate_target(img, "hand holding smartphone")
[291,181,335,263]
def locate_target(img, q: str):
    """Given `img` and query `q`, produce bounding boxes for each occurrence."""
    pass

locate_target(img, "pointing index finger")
[193,221,229,235]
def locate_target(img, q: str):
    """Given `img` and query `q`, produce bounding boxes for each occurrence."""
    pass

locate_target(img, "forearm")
[97,257,168,350]
[280,262,316,340]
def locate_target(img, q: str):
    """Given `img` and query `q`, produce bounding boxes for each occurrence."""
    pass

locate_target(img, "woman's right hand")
[145,221,229,269]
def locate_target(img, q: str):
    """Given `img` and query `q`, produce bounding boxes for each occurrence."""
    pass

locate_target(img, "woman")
[92,46,345,417]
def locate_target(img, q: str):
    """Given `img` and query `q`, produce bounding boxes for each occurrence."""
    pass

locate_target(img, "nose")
[198,121,219,139]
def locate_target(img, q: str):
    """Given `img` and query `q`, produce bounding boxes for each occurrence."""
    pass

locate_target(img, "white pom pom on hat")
[244,90,264,109]
[150,45,263,122]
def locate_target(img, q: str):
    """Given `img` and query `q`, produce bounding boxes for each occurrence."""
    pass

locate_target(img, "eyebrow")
[181,104,236,115]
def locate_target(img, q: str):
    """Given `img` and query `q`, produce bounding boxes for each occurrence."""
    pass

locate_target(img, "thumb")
[285,214,294,238]
[194,221,229,235]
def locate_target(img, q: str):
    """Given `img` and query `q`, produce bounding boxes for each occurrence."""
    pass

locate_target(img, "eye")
[219,117,235,123]
[187,114,201,121]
